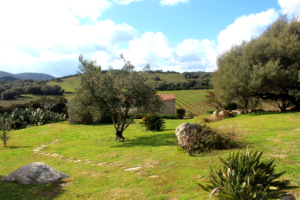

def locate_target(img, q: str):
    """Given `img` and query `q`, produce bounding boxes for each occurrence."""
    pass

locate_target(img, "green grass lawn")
[1,112,300,199]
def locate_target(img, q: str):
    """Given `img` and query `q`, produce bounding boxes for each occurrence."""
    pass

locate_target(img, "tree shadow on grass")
[0,175,66,200]
[9,146,31,149]
[111,132,177,148]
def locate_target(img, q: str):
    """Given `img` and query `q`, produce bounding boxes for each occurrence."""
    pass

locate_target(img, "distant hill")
[0,71,55,81]
[0,76,18,82]
[47,71,212,92]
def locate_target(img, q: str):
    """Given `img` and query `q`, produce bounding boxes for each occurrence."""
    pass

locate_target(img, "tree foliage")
[213,16,300,110]
[75,54,163,140]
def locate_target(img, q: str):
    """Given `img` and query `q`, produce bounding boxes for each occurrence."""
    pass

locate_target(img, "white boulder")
[175,122,201,146]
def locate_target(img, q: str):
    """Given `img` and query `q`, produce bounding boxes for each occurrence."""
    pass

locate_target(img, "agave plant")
[199,149,299,199]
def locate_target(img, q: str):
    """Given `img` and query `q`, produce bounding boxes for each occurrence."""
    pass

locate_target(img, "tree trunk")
[115,130,125,140]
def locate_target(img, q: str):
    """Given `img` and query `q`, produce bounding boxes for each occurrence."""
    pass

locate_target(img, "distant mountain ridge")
[0,71,56,81]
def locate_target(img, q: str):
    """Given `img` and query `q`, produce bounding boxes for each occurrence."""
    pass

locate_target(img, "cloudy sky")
[0,0,299,77]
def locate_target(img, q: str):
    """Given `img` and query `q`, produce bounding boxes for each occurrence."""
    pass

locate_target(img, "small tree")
[0,113,13,147]
[76,54,163,140]
[38,97,58,113]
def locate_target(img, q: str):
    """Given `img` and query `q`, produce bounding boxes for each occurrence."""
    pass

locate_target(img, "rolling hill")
[0,71,56,81]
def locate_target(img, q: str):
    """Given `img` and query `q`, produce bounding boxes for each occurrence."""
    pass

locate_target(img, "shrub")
[176,108,186,119]
[40,85,64,95]
[187,111,195,119]
[199,149,299,199]
[24,85,40,95]
[1,89,19,100]
[179,124,238,156]
[154,75,160,81]
[141,113,165,131]
[13,87,26,95]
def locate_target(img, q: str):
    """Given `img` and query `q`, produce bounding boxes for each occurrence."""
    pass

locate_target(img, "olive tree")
[75,54,163,140]
[214,16,300,111]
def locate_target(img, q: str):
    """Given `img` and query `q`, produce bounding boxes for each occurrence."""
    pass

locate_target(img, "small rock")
[149,175,158,178]
[125,167,142,171]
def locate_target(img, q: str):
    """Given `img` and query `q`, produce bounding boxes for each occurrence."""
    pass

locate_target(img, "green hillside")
[47,76,79,93]
[47,73,187,93]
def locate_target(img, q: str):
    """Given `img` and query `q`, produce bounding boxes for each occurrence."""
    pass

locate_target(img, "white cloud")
[160,0,189,6]
[0,0,139,76]
[217,9,279,53]
[114,32,217,72]
[278,0,300,16]
[113,0,142,5]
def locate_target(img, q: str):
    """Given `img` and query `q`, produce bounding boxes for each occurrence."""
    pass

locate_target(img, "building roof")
[157,93,175,101]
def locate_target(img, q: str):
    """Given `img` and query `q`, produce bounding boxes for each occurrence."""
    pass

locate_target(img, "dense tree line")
[0,96,68,116]
[213,16,300,111]
[0,79,64,100]
[152,72,212,91]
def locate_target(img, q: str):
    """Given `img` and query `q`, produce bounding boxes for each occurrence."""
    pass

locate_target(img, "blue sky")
[0,0,299,77]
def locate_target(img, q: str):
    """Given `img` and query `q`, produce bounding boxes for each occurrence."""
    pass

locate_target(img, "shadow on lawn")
[9,146,31,149]
[111,132,177,148]
[0,175,66,200]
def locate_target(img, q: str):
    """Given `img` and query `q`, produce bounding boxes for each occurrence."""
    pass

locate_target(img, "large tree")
[214,16,300,111]
[74,54,163,140]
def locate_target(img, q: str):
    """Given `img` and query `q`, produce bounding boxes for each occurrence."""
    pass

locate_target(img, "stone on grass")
[175,122,201,147]
[211,111,218,120]
[2,162,69,185]
[124,167,142,171]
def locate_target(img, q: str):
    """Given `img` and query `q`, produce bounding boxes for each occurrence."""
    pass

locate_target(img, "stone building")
[157,93,176,115]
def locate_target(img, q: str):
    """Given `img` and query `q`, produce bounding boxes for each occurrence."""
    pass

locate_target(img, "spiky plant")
[199,149,299,199]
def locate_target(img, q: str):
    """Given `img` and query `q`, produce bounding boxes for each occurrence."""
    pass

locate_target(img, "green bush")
[199,149,299,199]
[176,108,186,119]
[180,124,238,156]
[141,113,165,131]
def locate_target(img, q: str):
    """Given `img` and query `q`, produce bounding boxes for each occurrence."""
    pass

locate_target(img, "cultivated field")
[1,112,300,199]
[157,90,212,115]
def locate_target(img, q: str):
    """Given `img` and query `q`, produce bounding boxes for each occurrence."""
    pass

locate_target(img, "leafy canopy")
[75,54,163,140]
[213,16,300,110]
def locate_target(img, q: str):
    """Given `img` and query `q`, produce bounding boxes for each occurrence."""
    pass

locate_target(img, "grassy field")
[1,112,300,199]
[47,77,80,93]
